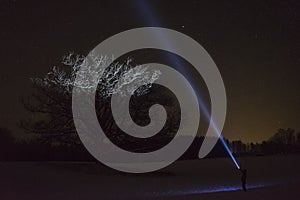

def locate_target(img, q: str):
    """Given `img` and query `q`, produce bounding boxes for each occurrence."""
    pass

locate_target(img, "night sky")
[1,0,299,142]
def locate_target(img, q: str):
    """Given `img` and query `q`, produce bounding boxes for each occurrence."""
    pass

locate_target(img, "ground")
[1,155,300,199]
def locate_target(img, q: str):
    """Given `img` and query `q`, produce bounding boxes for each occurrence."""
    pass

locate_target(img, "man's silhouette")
[239,168,247,191]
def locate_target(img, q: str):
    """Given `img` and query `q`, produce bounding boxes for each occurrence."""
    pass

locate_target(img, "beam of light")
[151,183,269,198]
[133,0,240,169]
[204,109,240,169]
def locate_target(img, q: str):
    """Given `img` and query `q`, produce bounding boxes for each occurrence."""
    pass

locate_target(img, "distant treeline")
[231,128,300,156]
[1,127,300,161]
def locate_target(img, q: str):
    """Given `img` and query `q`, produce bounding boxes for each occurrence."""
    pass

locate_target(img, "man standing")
[239,168,247,191]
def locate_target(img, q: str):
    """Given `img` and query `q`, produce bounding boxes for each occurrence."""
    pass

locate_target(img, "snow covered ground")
[1,155,300,200]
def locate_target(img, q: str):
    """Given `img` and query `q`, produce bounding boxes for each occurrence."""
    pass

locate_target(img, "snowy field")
[1,155,300,200]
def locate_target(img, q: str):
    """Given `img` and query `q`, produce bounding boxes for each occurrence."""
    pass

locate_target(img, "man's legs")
[242,182,247,192]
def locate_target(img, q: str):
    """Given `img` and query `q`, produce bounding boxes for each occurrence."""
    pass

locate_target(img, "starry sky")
[0,0,299,142]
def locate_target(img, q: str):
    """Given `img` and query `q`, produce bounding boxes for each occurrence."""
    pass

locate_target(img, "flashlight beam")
[134,0,240,170]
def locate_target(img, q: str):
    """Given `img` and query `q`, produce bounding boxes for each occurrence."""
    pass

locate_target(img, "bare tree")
[20,52,166,147]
